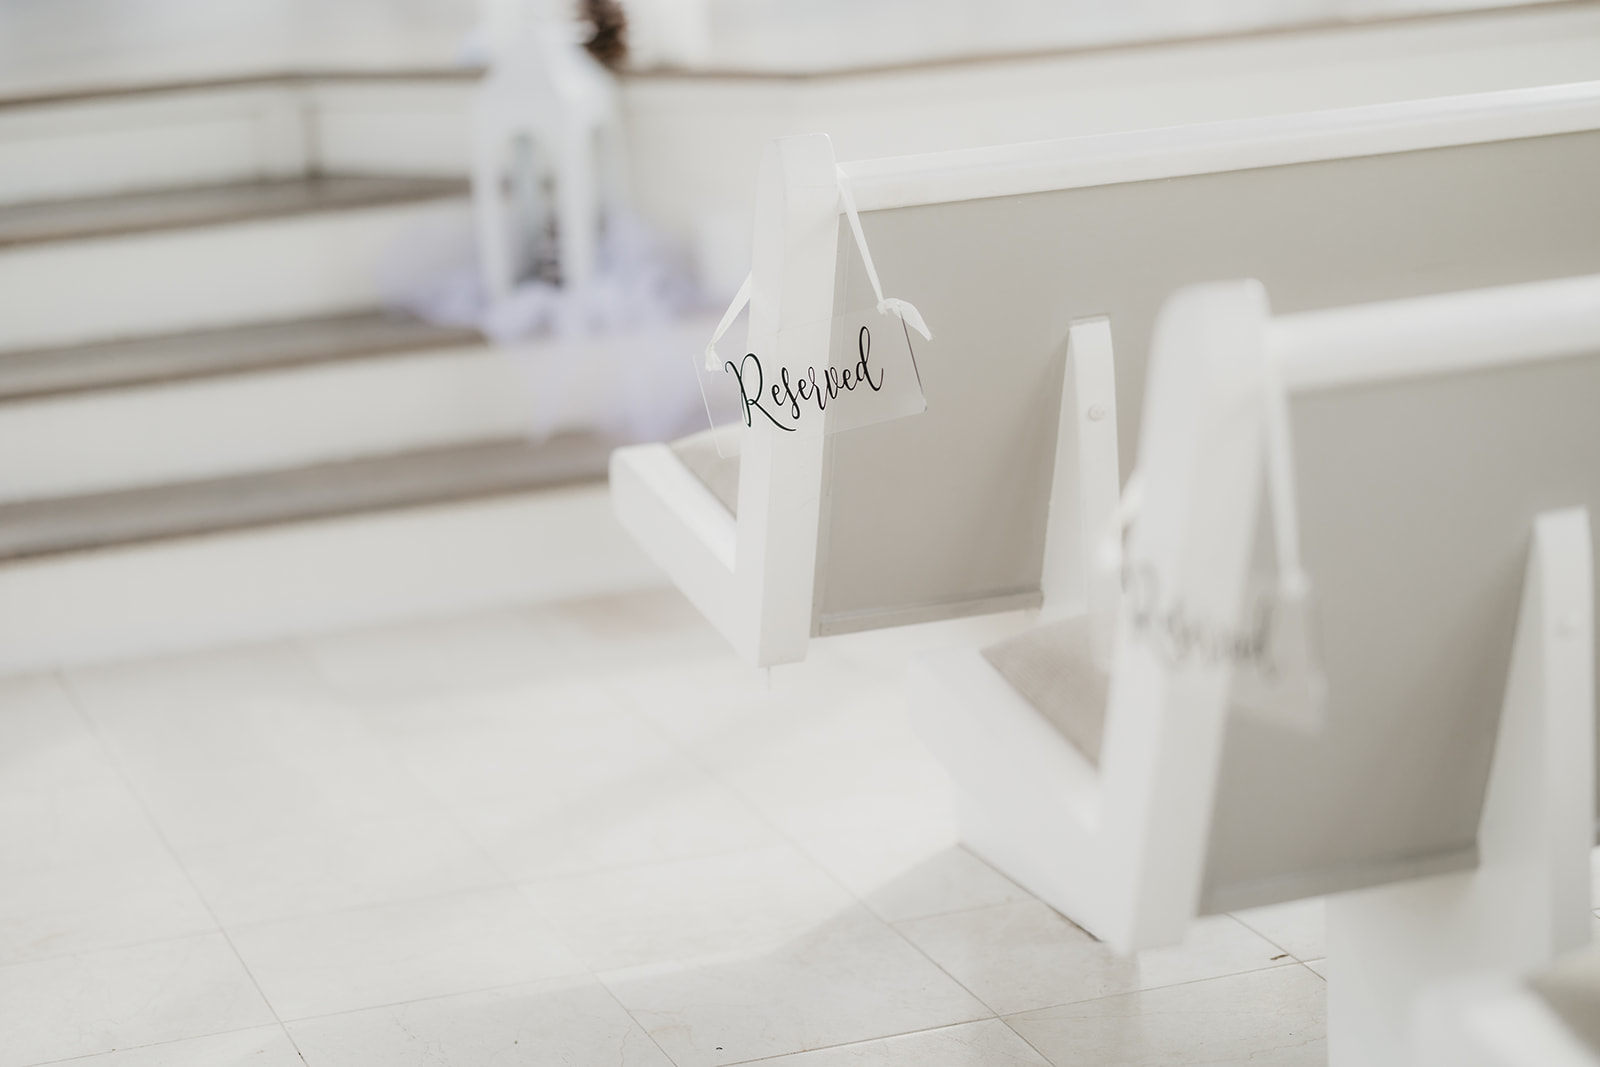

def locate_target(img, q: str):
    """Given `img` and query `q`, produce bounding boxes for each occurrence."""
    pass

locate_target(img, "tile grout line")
[51,669,312,1067]
[25,1021,293,1067]
[1226,910,1326,976]
[279,634,675,1058]
[712,1017,1026,1066]
[597,679,1008,1063]
[591,976,685,1067]
[0,925,235,976]
[996,959,1315,1023]
[281,628,739,1031]
[280,632,531,896]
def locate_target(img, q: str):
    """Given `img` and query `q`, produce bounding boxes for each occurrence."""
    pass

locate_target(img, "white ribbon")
[1099,350,1311,609]
[704,271,752,371]
[702,167,932,372]
[836,165,933,342]
[1259,325,1311,606]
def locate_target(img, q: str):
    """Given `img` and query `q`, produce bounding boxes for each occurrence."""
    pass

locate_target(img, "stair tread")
[0,174,469,249]
[0,436,613,562]
[0,311,483,402]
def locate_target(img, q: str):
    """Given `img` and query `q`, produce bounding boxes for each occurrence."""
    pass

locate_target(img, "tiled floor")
[4,587,1347,1066]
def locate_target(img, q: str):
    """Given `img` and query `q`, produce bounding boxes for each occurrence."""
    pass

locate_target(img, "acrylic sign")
[1119,556,1328,734]
[693,251,930,458]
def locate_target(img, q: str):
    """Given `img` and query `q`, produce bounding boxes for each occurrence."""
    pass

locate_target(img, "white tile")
[64,643,328,726]
[452,757,780,882]
[854,846,1032,925]
[1302,959,1326,979]
[0,674,111,796]
[179,808,503,927]
[752,1019,1051,1066]
[1591,846,1600,910]
[618,657,1009,923]
[62,645,447,852]
[1006,964,1326,1067]
[0,850,214,966]
[605,905,991,1067]
[288,975,672,1066]
[541,586,718,643]
[520,845,856,974]
[53,1026,303,1067]
[791,818,1030,926]
[0,932,275,1067]
[895,900,1283,1015]
[378,679,650,799]
[618,660,888,780]
[75,686,435,852]
[0,748,214,966]
[0,779,166,876]
[230,887,584,1020]
[380,680,779,880]
[302,608,588,702]
[537,587,740,678]
[130,748,442,854]
[1230,897,1325,962]
[689,695,956,879]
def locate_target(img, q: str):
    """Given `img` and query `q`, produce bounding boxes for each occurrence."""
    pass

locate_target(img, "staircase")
[0,75,669,675]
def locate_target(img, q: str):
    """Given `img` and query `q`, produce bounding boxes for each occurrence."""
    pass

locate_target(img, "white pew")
[610,82,1600,667]
[913,273,1600,1067]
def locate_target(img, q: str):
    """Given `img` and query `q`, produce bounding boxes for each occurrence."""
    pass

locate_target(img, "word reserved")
[724,326,884,432]
[1122,562,1278,675]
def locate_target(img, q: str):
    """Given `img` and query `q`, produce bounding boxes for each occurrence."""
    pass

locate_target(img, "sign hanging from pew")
[695,171,931,457]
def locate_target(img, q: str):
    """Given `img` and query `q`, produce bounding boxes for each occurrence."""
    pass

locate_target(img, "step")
[0,175,470,351]
[0,481,664,677]
[0,74,474,208]
[0,309,716,504]
[0,174,466,249]
[0,432,663,675]
[0,435,613,563]
[0,309,479,402]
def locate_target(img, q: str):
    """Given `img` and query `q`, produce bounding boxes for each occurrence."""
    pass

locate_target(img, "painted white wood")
[0,79,473,209]
[623,2,1600,247]
[610,134,839,666]
[1276,273,1600,393]
[1040,317,1121,666]
[738,134,839,667]
[913,281,1269,953]
[0,483,664,677]
[0,310,718,504]
[0,0,1585,101]
[312,81,474,178]
[841,81,1600,213]
[609,444,739,653]
[913,646,1103,916]
[0,86,309,207]
[682,0,1595,76]
[0,345,518,503]
[915,271,1600,982]
[0,198,469,351]
[5,5,1590,227]
[0,0,473,103]
[615,78,1600,669]
[1326,508,1595,1067]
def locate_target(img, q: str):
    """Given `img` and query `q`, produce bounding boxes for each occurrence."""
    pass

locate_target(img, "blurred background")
[1,0,1597,672]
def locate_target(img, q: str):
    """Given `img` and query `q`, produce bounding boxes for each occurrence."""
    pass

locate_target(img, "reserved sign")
[725,326,887,432]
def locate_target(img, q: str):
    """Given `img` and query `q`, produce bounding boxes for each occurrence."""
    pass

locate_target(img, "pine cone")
[582,0,628,69]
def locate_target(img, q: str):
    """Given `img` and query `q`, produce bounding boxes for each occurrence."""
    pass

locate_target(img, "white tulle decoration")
[380,209,710,444]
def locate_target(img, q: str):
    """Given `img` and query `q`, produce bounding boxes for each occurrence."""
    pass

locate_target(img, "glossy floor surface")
[6,584,1538,1067]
